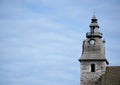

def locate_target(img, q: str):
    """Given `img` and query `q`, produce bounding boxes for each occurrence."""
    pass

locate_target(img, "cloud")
[0,0,120,85]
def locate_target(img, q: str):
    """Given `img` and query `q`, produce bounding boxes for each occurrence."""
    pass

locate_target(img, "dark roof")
[101,66,120,85]
[79,59,109,65]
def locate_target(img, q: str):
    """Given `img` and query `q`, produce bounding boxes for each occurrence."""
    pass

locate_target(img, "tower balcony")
[86,32,103,38]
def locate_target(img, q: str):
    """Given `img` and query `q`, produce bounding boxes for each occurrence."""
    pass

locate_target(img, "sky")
[0,0,120,85]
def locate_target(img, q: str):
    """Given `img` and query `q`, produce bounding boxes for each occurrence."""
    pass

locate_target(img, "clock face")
[89,39,95,45]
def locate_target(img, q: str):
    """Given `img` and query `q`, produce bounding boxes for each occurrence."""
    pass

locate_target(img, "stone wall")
[80,61,107,85]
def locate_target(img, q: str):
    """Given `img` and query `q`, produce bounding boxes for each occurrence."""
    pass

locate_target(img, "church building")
[79,15,120,85]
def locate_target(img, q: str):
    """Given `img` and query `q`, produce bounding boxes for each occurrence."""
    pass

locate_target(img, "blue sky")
[0,0,120,85]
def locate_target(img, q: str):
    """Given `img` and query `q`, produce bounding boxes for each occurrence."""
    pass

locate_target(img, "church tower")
[79,15,109,85]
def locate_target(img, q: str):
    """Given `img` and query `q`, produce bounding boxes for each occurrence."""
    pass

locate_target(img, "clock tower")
[79,15,109,85]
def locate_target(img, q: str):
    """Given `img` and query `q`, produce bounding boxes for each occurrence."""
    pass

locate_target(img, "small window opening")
[91,64,95,72]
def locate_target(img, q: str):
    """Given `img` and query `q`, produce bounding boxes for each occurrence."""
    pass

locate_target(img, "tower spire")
[86,14,102,38]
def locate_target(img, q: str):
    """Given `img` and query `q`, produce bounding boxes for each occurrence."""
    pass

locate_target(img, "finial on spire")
[92,9,96,19]
[93,8,95,16]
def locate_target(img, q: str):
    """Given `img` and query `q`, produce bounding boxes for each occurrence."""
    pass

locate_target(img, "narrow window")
[91,64,95,72]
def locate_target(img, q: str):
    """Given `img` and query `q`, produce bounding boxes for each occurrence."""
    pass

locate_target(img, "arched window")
[91,64,95,72]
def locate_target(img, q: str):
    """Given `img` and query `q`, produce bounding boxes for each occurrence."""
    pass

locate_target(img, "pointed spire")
[86,14,103,38]
[92,9,96,19]
[90,14,99,28]
[92,15,96,19]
